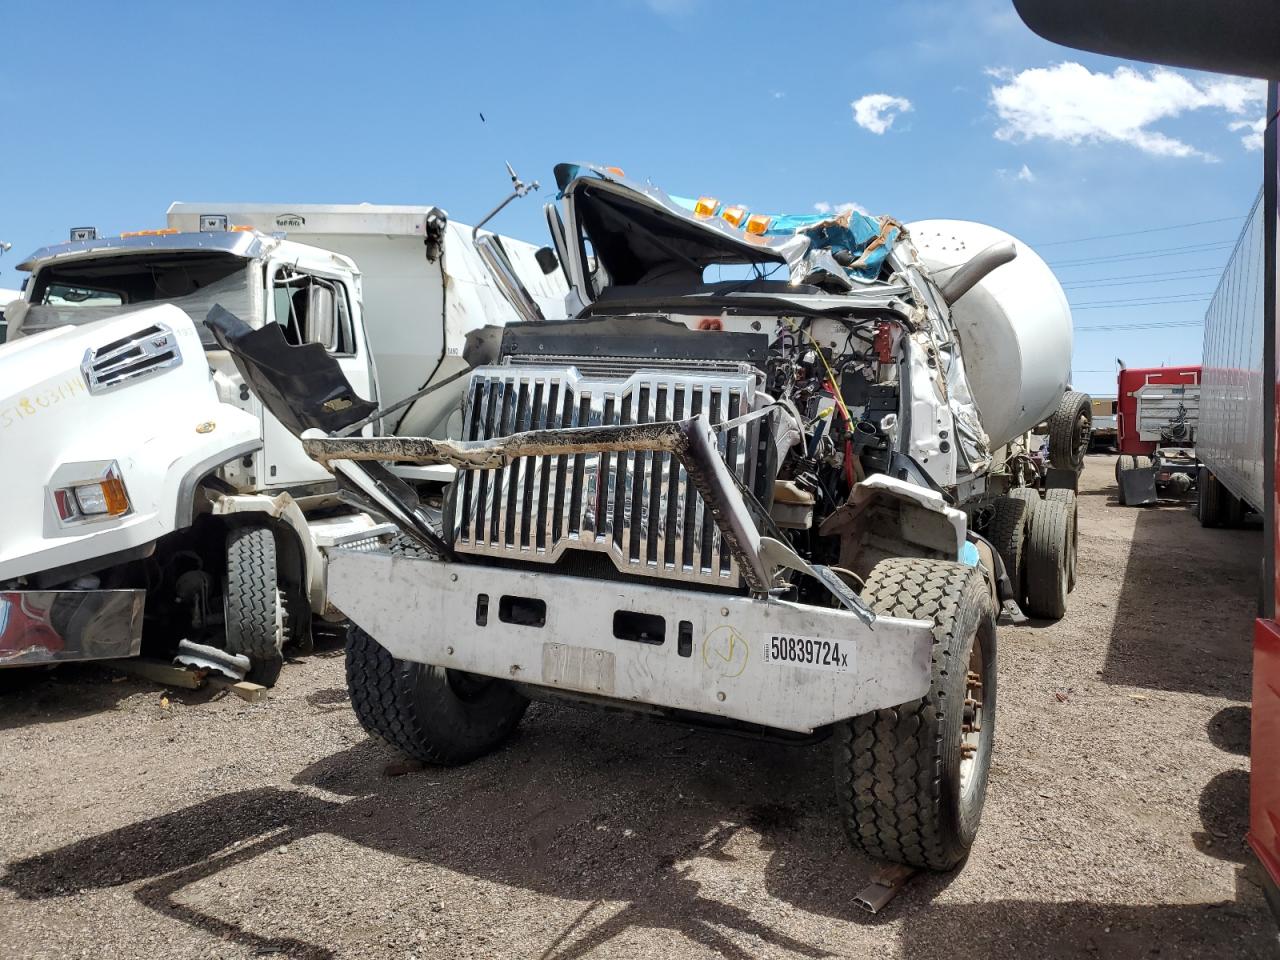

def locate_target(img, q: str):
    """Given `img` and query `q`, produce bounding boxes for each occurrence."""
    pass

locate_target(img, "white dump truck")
[1198,187,1266,527]
[0,202,565,682]
[212,163,1086,869]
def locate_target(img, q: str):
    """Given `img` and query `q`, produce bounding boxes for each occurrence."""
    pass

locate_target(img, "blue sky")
[0,0,1266,399]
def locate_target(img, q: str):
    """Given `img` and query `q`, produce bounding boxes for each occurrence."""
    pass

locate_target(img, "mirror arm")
[471,162,540,244]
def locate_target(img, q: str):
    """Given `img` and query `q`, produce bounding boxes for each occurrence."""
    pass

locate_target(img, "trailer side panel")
[1200,190,1266,512]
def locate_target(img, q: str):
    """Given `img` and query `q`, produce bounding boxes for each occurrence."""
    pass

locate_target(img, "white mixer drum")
[906,219,1073,449]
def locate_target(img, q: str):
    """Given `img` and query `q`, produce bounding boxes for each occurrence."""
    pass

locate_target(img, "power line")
[1071,292,1215,307]
[1032,215,1243,247]
[1059,269,1222,288]
[1075,319,1204,331]
[1048,241,1234,268]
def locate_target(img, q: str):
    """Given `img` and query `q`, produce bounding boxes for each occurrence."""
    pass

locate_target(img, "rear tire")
[345,625,528,765]
[986,497,1032,600]
[836,558,997,871]
[1198,466,1224,527]
[1024,499,1070,620]
[1048,391,1092,473]
[1008,487,1041,515]
[225,526,285,686]
[1044,489,1078,591]
[1115,453,1135,486]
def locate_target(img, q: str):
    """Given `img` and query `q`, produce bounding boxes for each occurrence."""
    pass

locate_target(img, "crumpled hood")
[553,162,900,291]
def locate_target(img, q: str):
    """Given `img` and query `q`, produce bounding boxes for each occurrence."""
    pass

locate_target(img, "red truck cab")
[1116,365,1201,456]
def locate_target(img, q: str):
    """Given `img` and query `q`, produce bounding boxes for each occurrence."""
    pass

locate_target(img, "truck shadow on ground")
[1100,487,1260,698]
[3,710,1274,959]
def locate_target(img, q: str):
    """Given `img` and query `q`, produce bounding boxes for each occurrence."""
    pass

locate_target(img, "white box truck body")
[1199,189,1267,521]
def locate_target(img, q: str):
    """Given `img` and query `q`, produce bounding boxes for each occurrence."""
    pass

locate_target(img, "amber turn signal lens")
[693,196,719,218]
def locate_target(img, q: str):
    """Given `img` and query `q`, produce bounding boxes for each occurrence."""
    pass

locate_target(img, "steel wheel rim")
[1074,412,1090,464]
[959,638,986,799]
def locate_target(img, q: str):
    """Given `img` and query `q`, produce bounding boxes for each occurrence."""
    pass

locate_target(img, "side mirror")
[306,283,337,350]
[535,246,559,275]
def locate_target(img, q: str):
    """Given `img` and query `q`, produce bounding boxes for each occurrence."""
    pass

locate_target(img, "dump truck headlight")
[51,461,131,523]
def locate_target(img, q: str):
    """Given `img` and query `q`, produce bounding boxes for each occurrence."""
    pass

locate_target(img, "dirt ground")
[0,456,1274,959]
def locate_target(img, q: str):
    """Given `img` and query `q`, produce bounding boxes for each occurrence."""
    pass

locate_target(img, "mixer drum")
[907,219,1073,449]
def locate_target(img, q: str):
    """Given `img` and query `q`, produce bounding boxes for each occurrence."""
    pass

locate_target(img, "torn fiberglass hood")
[552,162,902,295]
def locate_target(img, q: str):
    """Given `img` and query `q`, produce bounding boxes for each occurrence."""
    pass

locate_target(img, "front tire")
[345,625,528,765]
[835,558,997,871]
[225,526,286,686]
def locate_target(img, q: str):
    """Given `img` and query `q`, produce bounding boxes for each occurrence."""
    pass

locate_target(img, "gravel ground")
[1,456,1274,959]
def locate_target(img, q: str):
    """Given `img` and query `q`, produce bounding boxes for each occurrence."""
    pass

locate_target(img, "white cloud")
[996,164,1036,183]
[771,90,786,100]
[1230,117,1266,151]
[989,62,1265,161]
[814,200,869,216]
[851,94,913,134]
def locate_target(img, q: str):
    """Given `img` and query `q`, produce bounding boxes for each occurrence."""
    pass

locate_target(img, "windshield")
[16,253,255,345]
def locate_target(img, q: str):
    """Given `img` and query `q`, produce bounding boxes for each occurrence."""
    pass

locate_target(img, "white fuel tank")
[906,220,1072,450]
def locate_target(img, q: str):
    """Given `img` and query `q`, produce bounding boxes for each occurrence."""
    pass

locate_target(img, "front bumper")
[328,550,935,734]
[0,589,144,667]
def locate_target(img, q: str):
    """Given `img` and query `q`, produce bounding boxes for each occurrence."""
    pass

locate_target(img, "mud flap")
[1120,467,1158,507]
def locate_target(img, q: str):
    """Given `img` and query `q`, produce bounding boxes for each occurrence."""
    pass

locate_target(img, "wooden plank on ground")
[108,658,204,690]
[205,675,268,703]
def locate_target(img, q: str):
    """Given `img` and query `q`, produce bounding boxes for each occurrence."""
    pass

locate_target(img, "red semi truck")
[1113,364,1201,506]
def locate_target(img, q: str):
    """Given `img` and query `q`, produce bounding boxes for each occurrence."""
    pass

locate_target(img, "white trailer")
[1198,188,1266,525]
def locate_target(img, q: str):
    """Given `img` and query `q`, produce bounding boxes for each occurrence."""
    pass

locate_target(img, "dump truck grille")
[80,323,183,394]
[452,365,763,586]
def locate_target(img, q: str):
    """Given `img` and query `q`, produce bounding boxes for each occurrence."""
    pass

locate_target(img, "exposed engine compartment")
[446,303,955,597]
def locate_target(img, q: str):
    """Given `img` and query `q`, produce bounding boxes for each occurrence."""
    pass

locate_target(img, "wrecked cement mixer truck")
[208,163,1088,869]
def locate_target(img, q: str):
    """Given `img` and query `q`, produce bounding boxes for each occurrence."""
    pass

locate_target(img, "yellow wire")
[799,322,853,426]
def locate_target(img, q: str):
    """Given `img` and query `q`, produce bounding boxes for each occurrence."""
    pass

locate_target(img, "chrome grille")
[453,365,763,586]
[80,323,183,394]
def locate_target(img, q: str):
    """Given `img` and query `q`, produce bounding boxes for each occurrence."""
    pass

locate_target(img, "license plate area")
[763,634,851,672]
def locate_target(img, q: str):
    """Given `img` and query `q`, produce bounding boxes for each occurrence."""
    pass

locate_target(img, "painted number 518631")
[764,634,850,673]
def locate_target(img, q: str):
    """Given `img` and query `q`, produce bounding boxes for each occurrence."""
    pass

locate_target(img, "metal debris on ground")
[173,639,250,681]
[854,863,917,913]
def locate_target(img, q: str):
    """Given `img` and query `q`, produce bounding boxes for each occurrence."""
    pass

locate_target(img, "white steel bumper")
[328,551,935,733]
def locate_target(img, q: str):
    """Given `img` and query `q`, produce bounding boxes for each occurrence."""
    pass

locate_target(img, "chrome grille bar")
[452,365,763,586]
